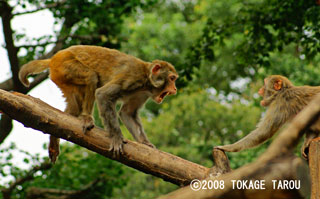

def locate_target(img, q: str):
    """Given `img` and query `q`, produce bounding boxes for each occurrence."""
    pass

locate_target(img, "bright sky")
[0,9,65,168]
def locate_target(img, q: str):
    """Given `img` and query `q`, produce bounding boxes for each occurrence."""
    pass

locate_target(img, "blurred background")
[0,0,319,198]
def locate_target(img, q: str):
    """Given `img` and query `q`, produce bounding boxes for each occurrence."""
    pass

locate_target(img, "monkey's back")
[49,45,149,86]
[273,86,320,122]
[69,45,146,70]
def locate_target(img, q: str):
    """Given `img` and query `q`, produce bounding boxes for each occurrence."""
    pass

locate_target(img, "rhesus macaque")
[19,45,178,163]
[216,75,320,159]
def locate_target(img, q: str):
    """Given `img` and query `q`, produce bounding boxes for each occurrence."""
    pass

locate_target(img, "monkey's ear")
[152,64,162,75]
[274,79,283,90]
[149,64,165,88]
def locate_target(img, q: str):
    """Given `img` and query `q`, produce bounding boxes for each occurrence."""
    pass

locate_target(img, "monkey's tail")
[48,136,60,164]
[18,59,51,87]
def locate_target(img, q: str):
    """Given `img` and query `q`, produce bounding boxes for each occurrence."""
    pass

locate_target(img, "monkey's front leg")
[120,104,155,148]
[96,84,124,156]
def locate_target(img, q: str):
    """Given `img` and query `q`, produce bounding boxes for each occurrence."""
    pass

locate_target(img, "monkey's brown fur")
[216,75,320,159]
[19,45,178,163]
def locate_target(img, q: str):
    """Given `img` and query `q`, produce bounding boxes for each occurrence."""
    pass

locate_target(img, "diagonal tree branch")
[0,89,211,186]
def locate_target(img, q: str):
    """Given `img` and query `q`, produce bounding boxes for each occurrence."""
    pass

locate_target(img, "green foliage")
[30,145,126,198]
[112,168,177,199]
[143,89,262,167]
[122,12,201,68]
[0,144,126,199]
[50,0,156,47]
[0,143,41,183]
[264,49,320,85]
[190,0,320,91]
[17,0,157,65]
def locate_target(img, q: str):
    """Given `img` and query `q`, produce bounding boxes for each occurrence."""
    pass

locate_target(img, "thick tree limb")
[0,89,211,186]
[161,155,309,199]
[309,137,320,199]
[160,94,320,199]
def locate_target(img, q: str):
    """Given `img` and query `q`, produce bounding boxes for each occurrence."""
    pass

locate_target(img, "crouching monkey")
[19,45,178,163]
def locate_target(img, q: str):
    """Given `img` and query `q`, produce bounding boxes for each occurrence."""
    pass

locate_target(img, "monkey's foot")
[79,115,95,133]
[142,141,156,148]
[109,135,125,157]
[301,142,310,160]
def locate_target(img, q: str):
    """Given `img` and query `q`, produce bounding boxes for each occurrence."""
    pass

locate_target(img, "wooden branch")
[0,89,212,186]
[160,155,310,199]
[309,137,320,199]
[160,94,320,199]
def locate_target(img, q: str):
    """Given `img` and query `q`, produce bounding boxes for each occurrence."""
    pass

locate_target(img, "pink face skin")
[258,87,264,97]
[153,74,178,104]
[258,78,267,106]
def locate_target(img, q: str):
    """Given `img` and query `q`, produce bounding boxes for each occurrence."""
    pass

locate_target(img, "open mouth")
[159,91,169,101]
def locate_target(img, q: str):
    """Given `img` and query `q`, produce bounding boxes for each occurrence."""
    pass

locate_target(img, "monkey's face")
[259,75,293,107]
[149,61,178,104]
[152,73,178,103]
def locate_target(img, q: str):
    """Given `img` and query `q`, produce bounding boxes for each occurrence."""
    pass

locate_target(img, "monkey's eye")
[170,75,176,81]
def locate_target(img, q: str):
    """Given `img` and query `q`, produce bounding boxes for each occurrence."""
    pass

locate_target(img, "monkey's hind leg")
[78,75,98,133]
[48,88,82,163]
[53,59,98,133]
[49,59,97,162]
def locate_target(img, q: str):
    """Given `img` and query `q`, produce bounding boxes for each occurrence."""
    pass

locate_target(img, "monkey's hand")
[79,115,95,133]
[214,145,239,152]
[109,134,125,157]
[301,139,311,160]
